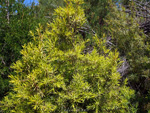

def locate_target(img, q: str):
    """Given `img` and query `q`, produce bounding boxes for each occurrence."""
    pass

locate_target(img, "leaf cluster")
[0,0,135,112]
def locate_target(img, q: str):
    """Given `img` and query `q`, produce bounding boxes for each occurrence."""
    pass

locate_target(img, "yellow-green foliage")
[0,0,136,112]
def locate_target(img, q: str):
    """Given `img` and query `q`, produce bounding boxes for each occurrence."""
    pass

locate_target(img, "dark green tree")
[38,0,64,21]
[105,2,150,112]
[0,0,47,99]
[83,0,118,36]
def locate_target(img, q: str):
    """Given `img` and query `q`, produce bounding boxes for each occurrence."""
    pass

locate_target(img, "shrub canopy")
[0,0,136,112]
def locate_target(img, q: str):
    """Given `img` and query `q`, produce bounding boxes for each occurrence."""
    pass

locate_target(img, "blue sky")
[24,0,39,5]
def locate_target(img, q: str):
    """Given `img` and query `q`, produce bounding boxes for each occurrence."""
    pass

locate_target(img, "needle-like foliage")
[0,0,136,112]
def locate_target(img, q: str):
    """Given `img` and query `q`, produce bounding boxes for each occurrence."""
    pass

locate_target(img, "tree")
[105,3,150,112]
[84,0,110,36]
[0,0,47,99]
[0,0,136,112]
[83,0,118,37]
[38,0,64,20]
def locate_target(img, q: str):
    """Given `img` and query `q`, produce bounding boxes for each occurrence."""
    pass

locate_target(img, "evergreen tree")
[84,0,118,36]
[38,0,64,20]
[84,0,110,36]
[105,3,150,112]
[0,0,136,112]
[0,0,47,99]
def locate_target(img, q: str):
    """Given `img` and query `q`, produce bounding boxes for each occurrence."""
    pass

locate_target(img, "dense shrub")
[0,0,136,112]
[105,3,150,112]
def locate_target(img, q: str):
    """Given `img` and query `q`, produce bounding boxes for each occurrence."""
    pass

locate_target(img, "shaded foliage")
[105,2,150,112]
[0,0,47,99]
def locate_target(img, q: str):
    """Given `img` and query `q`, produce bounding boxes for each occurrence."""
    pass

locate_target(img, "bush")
[105,3,150,112]
[0,0,136,112]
